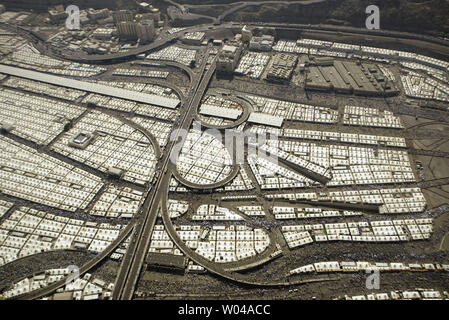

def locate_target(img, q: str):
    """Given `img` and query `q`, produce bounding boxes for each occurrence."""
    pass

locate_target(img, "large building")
[217,44,243,74]
[136,19,155,44]
[48,6,68,23]
[138,2,161,21]
[242,25,252,42]
[249,35,274,52]
[117,21,137,40]
[266,53,298,83]
[87,8,110,21]
[113,10,134,23]
[147,252,187,274]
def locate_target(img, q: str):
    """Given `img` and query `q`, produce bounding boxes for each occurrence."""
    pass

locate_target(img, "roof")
[199,104,242,120]
[147,252,187,270]
[222,45,237,53]
[0,64,180,109]
[248,112,284,128]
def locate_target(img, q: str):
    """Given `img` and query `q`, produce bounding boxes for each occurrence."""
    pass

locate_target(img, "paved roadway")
[158,174,339,287]
[4,18,449,299]
[112,45,214,300]
[5,18,449,65]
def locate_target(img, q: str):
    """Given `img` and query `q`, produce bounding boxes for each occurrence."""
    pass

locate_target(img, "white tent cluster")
[2,44,106,77]
[176,128,233,186]
[193,204,244,221]
[0,88,86,145]
[0,200,13,219]
[290,261,449,275]
[0,207,125,266]
[91,185,146,219]
[250,126,407,148]
[146,45,197,66]
[1,270,113,300]
[149,224,270,264]
[342,289,448,301]
[247,94,338,124]
[0,136,103,212]
[344,106,403,129]
[267,187,427,215]
[282,218,433,249]
[273,206,362,220]
[52,110,158,186]
[167,199,189,219]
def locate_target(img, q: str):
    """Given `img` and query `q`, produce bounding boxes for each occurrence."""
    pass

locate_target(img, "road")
[216,0,328,23]
[112,45,214,300]
[3,15,449,300]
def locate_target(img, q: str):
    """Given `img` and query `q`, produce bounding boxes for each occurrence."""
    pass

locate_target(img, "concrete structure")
[138,6,161,22]
[248,112,284,128]
[249,35,274,52]
[92,28,114,41]
[147,252,187,273]
[68,132,94,149]
[242,25,252,42]
[217,44,242,74]
[199,104,242,120]
[266,53,298,83]
[117,21,138,40]
[48,7,67,23]
[87,8,110,21]
[137,19,155,44]
[305,60,398,96]
[0,121,14,133]
[113,10,134,23]
[0,64,180,109]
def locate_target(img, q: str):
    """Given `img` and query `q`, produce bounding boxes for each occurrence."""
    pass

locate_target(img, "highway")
[3,15,449,300]
[112,45,214,300]
[4,17,449,66]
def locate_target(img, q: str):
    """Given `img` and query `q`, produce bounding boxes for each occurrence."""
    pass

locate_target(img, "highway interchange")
[2,6,449,300]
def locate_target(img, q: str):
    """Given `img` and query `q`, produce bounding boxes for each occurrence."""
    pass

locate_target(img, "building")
[147,7,161,22]
[113,10,134,23]
[138,11,161,23]
[182,32,205,45]
[266,53,298,83]
[249,35,274,52]
[138,2,151,12]
[92,28,114,41]
[242,25,252,42]
[87,8,110,21]
[217,44,242,74]
[138,2,161,21]
[69,132,94,149]
[79,11,90,26]
[136,19,155,44]
[117,21,137,40]
[248,112,284,128]
[147,252,187,274]
[48,6,67,23]
[96,16,114,25]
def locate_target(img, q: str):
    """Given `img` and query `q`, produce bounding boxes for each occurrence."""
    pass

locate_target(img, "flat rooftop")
[199,104,242,120]
[248,112,284,128]
[0,64,181,109]
[147,252,187,270]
